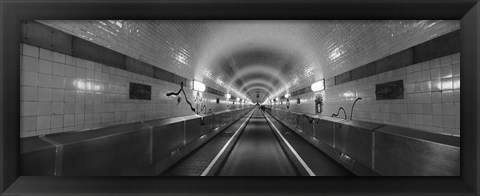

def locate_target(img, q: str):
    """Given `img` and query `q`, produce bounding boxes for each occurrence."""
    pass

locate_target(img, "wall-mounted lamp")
[193,80,206,92]
[236,97,240,102]
[225,93,231,99]
[284,93,291,98]
[311,79,325,92]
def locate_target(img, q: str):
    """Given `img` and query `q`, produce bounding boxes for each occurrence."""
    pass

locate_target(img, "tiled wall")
[272,53,460,136]
[20,43,248,138]
[39,20,460,95]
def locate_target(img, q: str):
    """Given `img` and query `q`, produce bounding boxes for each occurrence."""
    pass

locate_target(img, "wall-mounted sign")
[129,82,151,100]
[376,80,404,100]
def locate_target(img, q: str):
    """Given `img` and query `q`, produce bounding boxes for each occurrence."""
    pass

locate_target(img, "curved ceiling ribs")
[192,20,459,103]
[224,66,290,102]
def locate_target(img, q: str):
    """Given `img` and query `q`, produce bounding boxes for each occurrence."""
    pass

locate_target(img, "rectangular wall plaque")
[129,82,151,100]
[375,80,404,100]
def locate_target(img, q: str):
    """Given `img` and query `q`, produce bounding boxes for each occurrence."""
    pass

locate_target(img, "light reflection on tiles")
[40,20,459,97]
[269,53,460,136]
[20,44,249,138]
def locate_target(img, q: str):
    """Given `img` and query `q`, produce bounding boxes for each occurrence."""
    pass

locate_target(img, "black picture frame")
[1,0,479,195]
[375,80,404,100]
[129,82,152,100]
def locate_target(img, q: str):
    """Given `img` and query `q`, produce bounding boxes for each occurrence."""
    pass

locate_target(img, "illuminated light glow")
[329,46,345,62]
[304,64,316,78]
[311,79,325,92]
[243,86,273,102]
[433,81,442,90]
[238,79,277,92]
[224,66,290,94]
[175,52,188,65]
[225,93,231,99]
[442,79,453,90]
[284,93,291,98]
[343,91,355,98]
[236,97,240,102]
[93,84,101,91]
[193,80,206,92]
[115,21,123,28]
[76,80,86,90]
[453,78,460,89]
[75,79,102,91]
[228,88,248,102]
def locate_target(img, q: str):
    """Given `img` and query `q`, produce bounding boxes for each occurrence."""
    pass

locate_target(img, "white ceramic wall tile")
[64,103,75,114]
[64,114,75,127]
[52,62,66,76]
[21,101,37,116]
[37,102,52,115]
[37,88,51,102]
[38,73,53,88]
[432,115,443,128]
[20,44,248,138]
[21,86,38,101]
[453,90,460,103]
[277,53,460,135]
[53,52,66,63]
[39,48,53,61]
[21,71,38,86]
[443,103,454,115]
[65,65,76,78]
[442,90,454,103]
[39,20,459,99]
[39,59,53,74]
[37,116,51,130]
[21,116,37,131]
[21,55,39,72]
[51,115,64,128]
[51,76,65,89]
[22,44,39,58]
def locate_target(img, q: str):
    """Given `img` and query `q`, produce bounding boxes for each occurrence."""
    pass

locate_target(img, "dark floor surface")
[162,107,353,176]
[218,109,297,176]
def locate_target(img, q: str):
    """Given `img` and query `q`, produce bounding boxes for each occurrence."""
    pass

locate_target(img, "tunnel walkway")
[161,106,353,176]
[218,108,297,176]
[161,111,253,176]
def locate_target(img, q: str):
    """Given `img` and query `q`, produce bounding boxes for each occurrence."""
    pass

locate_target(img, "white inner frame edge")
[200,110,255,176]
[264,112,316,176]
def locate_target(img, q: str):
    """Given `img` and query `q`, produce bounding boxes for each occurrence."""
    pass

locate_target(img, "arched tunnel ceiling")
[41,20,460,103]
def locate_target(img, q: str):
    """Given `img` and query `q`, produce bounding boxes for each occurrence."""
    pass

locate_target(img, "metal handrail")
[350,97,362,120]
[331,107,347,120]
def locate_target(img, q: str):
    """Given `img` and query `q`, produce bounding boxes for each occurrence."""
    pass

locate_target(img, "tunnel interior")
[19,20,460,176]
